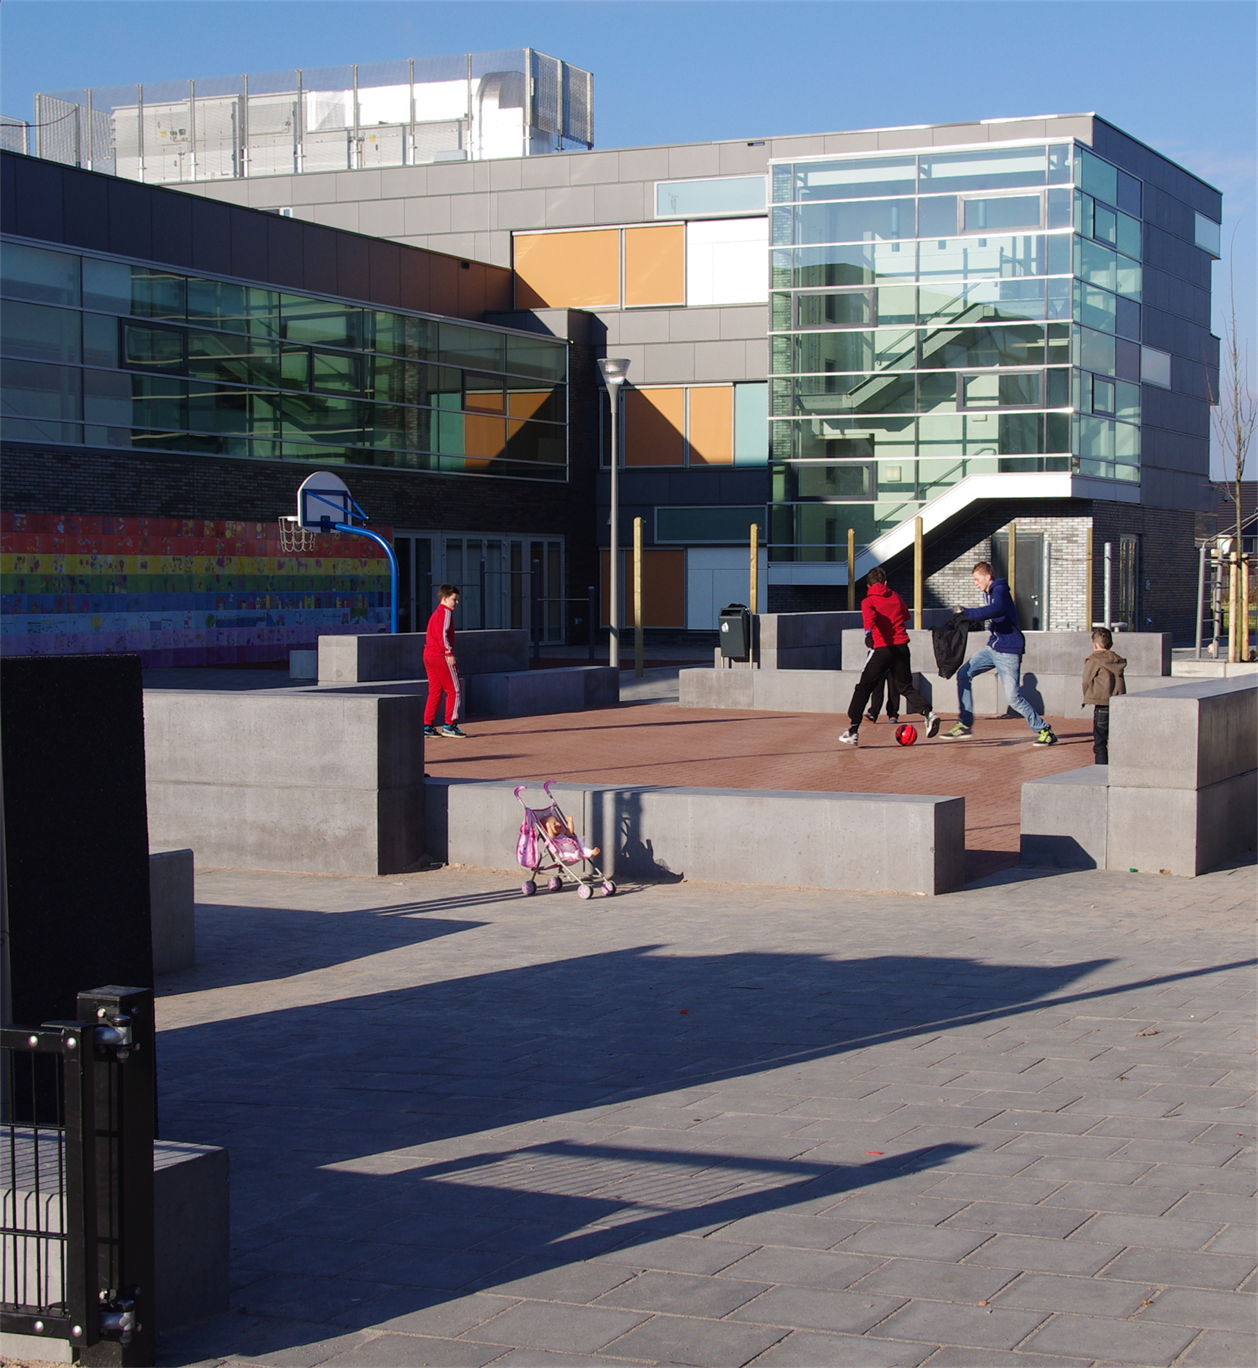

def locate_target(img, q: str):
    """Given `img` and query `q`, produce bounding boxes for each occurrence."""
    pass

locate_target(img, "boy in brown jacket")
[1082,628,1126,764]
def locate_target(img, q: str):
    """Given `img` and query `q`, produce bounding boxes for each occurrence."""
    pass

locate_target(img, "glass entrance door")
[394,534,434,634]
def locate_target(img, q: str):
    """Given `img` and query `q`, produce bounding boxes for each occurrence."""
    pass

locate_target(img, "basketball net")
[278,516,317,554]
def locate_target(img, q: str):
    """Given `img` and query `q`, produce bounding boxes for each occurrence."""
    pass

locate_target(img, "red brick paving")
[426,705,1097,882]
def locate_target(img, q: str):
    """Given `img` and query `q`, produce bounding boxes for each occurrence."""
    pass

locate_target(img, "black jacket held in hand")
[932,613,975,679]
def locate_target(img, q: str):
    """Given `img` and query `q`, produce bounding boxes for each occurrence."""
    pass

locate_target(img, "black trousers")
[848,644,931,726]
[867,667,901,719]
[1093,705,1109,764]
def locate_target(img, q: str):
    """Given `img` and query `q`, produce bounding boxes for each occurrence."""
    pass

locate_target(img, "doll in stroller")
[514,782,616,898]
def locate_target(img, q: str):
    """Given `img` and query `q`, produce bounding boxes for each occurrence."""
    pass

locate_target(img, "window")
[794,289,874,329]
[686,218,769,305]
[656,506,766,542]
[961,194,1042,233]
[622,385,737,466]
[734,382,768,464]
[656,175,766,217]
[790,157,915,202]
[0,244,80,306]
[624,224,685,307]
[1141,346,1172,388]
[514,229,620,309]
[959,372,1042,409]
[920,146,1048,192]
[1194,212,1221,257]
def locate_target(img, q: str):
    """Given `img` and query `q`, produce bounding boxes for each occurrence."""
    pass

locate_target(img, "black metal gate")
[2,987,154,1365]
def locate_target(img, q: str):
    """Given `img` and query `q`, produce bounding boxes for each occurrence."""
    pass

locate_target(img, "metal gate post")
[76,987,155,1368]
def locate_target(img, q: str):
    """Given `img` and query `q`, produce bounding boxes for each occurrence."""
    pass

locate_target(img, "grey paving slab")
[1020,1312,1198,1364]
[1137,1285,1257,1330]
[150,859,1255,1367]
[1175,1328,1258,1366]
[919,1350,1091,1368]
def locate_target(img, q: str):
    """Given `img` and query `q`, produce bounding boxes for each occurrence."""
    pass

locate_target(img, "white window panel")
[1141,345,1172,388]
[686,218,769,307]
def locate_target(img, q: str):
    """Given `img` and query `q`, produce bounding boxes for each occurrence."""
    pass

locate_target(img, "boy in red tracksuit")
[424,584,467,738]
[840,567,941,747]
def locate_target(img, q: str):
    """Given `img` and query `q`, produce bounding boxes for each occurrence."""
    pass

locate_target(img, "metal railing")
[2,988,154,1365]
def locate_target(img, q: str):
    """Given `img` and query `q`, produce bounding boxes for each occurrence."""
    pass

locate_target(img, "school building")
[2,55,1224,660]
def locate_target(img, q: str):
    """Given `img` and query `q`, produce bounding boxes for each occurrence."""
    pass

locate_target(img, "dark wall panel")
[368,238,403,309]
[302,222,339,292]
[150,188,195,269]
[265,216,305,290]
[13,155,65,242]
[336,233,371,302]
[229,211,268,283]
[1,654,153,1025]
[61,167,111,253]
[108,176,153,260]
[189,196,234,276]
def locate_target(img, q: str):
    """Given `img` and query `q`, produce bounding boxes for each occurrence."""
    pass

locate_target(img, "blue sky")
[3,1,1254,474]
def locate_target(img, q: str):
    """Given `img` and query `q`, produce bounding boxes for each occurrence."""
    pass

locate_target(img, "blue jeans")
[956,646,1047,732]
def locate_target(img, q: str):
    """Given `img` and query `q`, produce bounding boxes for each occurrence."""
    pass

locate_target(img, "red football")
[895,724,918,746]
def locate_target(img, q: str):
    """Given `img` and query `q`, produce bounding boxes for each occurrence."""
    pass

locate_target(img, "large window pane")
[124,323,184,372]
[81,258,132,313]
[1116,212,1141,260]
[795,199,914,245]
[772,242,916,288]
[920,146,1046,193]
[281,296,364,347]
[962,195,1042,233]
[1194,213,1221,257]
[920,323,1047,369]
[506,333,566,381]
[439,323,506,372]
[917,234,1050,280]
[656,175,766,216]
[1076,237,1116,291]
[919,278,1047,324]
[507,385,565,423]
[1077,148,1118,205]
[187,330,280,386]
[1077,326,1116,376]
[507,418,565,466]
[188,382,253,434]
[795,290,874,329]
[793,328,915,373]
[311,349,364,393]
[371,310,435,358]
[131,269,187,321]
[0,243,79,306]
[187,279,280,336]
[0,358,81,419]
[130,376,187,432]
[793,157,915,202]
[788,372,916,417]
[1075,282,1117,333]
[0,300,80,363]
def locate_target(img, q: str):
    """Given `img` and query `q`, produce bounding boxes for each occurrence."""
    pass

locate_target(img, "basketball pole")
[334,523,399,634]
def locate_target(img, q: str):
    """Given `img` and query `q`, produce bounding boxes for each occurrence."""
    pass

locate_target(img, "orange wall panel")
[601,549,686,627]
[687,385,734,465]
[463,413,507,469]
[514,230,620,309]
[623,224,685,307]
[625,387,685,466]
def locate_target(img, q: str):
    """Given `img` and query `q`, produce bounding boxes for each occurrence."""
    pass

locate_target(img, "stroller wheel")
[603,881,617,896]
[577,883,594,899]
[547,877,562,892]
[521,880,536,897]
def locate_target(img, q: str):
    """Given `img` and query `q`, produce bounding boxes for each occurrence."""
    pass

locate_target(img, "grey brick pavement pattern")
[149,856,1256,1367]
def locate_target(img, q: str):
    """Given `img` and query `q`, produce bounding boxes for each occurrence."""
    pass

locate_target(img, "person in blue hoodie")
[945,561,1058,745]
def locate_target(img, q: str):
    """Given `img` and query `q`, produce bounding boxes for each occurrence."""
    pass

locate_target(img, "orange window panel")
[600,548,686,627]
[687,386,734,465]
[514,229,620,309]
[623,224,685,307]
[463,413,507,469]
[508,389,550,420]
[625,387,685,466]
[465,392,505,414]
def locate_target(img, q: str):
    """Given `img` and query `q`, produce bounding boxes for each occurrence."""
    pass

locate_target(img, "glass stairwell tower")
[768,139,1148,567]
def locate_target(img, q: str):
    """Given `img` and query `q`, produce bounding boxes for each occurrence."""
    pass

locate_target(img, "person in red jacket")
[840,568,941,747]
[423,584,467,738]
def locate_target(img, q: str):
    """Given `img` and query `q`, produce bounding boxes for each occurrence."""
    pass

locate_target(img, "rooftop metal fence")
[34,49,593,184]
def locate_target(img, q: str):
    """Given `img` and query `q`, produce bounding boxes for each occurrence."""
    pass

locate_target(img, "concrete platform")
[150,847,195,974]
[466,665,619,717]
[1020,765,1110,869]
[318,628,529,683]
[145,690,426,876]
[426,777,966,895]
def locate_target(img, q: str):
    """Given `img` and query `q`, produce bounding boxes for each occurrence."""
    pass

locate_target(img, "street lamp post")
[598,358,631,670]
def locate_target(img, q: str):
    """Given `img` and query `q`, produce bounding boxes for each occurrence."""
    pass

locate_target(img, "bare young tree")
[1206,248,1256,658]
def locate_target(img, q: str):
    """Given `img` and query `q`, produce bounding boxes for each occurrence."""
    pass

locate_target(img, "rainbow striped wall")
[1,513,391,667]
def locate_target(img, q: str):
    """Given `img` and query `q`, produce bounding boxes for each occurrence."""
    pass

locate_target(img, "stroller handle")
[513,784,527,801]
[543,780,555,799]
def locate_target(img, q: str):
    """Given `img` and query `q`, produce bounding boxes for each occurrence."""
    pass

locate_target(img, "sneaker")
[886,714,899,724]
[838,728,860,746]
[439,724,468,738]
[925,711,941,740]
[863,711,878,724]
[944,723,972,739]
[1033,728,1058,746]
[423,724,440,737]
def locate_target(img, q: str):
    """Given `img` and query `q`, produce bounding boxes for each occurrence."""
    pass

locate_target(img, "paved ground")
[422,704,1094,880]
[154,858,1256,1368]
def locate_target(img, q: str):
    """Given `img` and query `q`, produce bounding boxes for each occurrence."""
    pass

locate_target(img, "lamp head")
[598,357,631,388]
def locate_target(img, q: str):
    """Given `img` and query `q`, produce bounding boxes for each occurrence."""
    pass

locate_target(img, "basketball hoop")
[278,516,317,554]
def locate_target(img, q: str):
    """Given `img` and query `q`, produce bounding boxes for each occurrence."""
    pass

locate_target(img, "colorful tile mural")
[1,513,392,667]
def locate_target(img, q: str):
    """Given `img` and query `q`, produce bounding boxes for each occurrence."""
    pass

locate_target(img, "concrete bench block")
[426,778,965,895]
[1108,675,1258,790]
[466,666,618,717]
[145,691,425,875]
[1107,770,1258,876]
[2,1136,227,1355]
[751,669,849,713]
[1021,766,1109,868]
[149,848,194,974]
[840,630,1171,681]
[680,667,755,709]
[318,629,529,683]
[154,1140,229,1331]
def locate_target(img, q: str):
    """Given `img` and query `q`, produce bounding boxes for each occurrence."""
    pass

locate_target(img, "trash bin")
[719,603,751,661]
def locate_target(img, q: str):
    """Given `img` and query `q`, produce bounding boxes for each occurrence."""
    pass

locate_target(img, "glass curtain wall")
[0,242,568,480]
[769,141,1143,560]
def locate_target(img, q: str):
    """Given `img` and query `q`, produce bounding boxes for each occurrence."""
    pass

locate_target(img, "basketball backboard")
[297,471,353,532]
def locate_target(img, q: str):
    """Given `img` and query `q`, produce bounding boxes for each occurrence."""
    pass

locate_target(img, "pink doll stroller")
[514,782,616,899]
